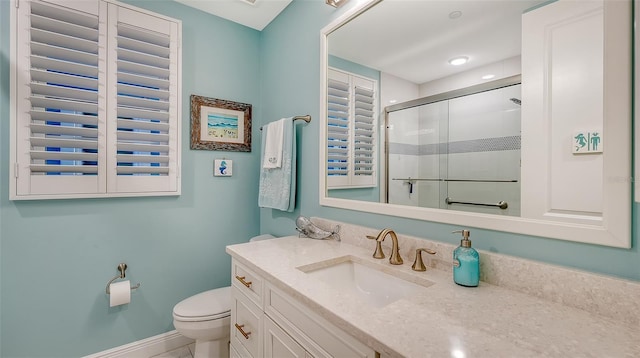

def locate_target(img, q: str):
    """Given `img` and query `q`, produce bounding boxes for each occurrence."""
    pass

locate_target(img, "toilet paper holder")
[105,263,141,294]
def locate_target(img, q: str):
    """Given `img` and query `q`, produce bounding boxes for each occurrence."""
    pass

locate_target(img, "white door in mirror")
[521,0,631,247]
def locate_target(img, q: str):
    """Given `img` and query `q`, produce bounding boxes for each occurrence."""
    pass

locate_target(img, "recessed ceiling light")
[448,56,468,66]
[389,99,397,104]
[449,11,462,19]
[482,74,496,80]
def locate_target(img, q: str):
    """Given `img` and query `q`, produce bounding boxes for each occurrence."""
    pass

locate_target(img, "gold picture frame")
[190,95,252,152]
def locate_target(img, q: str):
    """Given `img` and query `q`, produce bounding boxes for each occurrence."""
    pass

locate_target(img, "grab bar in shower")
[392,178,518,183]
[445,197,508,210]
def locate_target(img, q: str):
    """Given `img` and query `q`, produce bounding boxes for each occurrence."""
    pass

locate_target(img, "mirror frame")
[636,0,640,203]
[319,0,632,248]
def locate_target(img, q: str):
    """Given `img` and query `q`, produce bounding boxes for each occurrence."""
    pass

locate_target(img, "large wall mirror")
[319,0,632,248]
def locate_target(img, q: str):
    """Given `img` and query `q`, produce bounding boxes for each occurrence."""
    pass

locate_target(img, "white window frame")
[9,0,182,200]
[326,68,377,189]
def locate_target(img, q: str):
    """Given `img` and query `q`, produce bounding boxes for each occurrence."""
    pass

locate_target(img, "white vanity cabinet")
[263,316,309,358]
[230,259,378,358]
[231,285,263,357]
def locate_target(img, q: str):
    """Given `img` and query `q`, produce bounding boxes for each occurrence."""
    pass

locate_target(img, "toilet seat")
[173,286,231,322]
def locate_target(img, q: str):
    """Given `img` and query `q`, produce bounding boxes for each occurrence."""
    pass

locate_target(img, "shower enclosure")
[385,76,521,216]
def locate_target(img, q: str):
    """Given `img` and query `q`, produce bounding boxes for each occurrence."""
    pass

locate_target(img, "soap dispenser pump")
[452,229,480,287]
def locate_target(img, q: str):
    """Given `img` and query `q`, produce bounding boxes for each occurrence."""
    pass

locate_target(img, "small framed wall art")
[190,95,252,152]
[214,159,233,177]
[572,130,603,154]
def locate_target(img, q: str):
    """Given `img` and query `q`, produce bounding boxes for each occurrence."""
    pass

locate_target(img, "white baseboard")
[84,330,194,358]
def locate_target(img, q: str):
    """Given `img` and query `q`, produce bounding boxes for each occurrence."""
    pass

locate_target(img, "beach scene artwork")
[208,113,238,139]
[200,106,244,144]
[190,95,251,151]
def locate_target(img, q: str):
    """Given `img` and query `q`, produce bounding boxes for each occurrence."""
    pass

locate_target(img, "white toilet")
[173,287,231,358]
[172,234,275,358]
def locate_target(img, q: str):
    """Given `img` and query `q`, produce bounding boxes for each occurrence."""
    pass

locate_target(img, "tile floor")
[150,343,195,358]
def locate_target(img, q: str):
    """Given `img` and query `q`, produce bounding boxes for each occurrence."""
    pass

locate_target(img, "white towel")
[259,117,296,212]
[262,118,286,169]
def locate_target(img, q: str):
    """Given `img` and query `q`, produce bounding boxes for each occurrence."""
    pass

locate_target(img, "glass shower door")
[386,83,521,217]
[387,101,448,209]
[444,84,521,216]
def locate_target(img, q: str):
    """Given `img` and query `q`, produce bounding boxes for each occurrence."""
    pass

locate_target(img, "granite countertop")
[226,236,640,358]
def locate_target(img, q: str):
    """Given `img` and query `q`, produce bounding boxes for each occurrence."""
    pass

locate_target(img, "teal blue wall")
[1,0,639,356]
[0,1,262,356]
[259,0,640,282]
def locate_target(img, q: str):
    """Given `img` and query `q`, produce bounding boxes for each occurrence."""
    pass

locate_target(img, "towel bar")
[445,197,508,210]
[260,115,311,130]
[392,178,518,183]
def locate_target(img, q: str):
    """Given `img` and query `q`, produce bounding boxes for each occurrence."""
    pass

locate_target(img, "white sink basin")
[298,256,433,308]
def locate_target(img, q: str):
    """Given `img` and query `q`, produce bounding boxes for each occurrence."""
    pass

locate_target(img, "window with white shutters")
[327,68,377,189]
[10,0,181,200]
[327,73,349,179]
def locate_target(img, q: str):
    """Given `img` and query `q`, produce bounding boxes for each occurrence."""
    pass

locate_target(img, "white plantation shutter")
[14,0,105,197]
[327,70,350,182]
[352,79,375,183]
[11,0,181,200]
[327,68,377,189]
[107,5,180,193]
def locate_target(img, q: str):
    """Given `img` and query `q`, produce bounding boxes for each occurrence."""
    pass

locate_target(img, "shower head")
[510,98,521,105]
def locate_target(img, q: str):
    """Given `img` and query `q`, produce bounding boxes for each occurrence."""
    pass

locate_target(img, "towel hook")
[105,263,141,294]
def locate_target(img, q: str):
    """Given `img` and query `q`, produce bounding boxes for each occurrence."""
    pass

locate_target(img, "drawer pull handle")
[235,323,251,339]
[235,275,252,288]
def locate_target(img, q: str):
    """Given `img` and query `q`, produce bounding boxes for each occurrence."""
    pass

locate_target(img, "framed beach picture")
[190,95,252,152]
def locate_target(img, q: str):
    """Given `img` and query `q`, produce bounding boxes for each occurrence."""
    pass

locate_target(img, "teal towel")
[258,118,296,211]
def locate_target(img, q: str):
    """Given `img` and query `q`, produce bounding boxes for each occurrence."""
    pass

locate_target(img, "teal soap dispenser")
[452,229,480,287]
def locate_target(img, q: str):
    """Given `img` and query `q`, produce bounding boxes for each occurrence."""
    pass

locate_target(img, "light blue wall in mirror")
[0,1,261,356]
[259,0,639,281]
[329,55,380,81]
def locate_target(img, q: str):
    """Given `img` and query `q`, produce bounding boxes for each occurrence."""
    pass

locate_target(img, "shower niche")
[385,78,521,217]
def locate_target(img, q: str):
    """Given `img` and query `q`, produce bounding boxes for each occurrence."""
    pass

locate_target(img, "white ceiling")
[174,0,292,31]
[176,0,547,83]
[329,0,545,84]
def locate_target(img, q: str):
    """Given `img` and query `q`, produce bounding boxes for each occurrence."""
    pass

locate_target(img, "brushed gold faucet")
[367,228,403,265]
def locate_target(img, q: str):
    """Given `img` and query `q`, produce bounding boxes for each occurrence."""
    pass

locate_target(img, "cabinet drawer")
[231,287,262,358]
[232,259,263,306]
[265,283,375,358]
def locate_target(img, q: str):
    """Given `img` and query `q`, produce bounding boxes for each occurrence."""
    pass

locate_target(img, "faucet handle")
[412,248,436,271]
[367,235,385,259]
